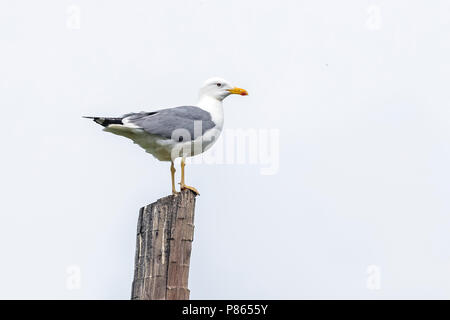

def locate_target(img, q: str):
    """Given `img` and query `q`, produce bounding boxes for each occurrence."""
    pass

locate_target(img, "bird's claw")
[179,183,200,196]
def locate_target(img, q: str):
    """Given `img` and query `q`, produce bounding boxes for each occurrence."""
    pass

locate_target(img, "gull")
[84,77,248,195]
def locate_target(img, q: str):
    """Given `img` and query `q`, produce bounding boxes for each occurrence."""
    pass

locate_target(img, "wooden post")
[131,190,197,300]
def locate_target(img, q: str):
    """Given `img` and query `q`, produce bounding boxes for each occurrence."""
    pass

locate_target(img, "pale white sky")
[1,0,450,299]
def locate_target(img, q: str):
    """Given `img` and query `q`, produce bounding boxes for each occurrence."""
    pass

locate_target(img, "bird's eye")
[216,83,222,87]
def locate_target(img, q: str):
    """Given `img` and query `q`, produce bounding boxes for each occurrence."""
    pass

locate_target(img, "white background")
[1,0,450,299]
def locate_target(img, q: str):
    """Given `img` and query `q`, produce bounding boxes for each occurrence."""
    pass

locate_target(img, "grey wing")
[123,106,216,141]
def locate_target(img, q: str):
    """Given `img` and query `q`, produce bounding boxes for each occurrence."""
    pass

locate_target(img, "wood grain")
[131,190,197,300]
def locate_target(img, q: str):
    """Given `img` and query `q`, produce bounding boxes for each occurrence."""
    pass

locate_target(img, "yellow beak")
[227,87,248,96]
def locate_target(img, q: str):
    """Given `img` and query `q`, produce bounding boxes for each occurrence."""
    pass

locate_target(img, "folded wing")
[123,106,216,141]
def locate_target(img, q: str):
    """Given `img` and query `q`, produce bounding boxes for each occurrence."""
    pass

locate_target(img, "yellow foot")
[172,190,180,195]
[179,183,200,196]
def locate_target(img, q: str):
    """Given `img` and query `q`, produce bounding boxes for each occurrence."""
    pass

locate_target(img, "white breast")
[197,95,224,130]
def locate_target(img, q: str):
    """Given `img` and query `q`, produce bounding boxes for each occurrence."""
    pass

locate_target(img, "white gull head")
[198,77,248,102]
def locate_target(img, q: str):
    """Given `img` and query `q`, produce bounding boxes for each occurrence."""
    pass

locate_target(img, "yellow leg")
[179,157,200,195]
[170,161,178,195]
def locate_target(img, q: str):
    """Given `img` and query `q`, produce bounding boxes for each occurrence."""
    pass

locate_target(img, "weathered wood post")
[131,190,197,300]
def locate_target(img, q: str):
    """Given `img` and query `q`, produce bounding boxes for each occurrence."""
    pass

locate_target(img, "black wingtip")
[83,116,104,126]
[83,116,123,127]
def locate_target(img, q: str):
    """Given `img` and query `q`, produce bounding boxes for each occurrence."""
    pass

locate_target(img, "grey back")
[123,106,216,141]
